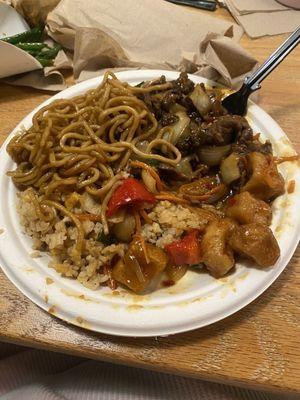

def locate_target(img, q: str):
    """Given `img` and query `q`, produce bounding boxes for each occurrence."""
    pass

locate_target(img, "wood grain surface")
[0,7,300,395]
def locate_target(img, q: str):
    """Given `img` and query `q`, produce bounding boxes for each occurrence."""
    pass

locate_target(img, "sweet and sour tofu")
[242,152,285,201]
[225,191,272,226]
[228,223,280,268]
[202,218,236,278]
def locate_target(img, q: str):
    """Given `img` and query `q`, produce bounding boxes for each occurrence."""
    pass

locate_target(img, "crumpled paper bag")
[3,0,258,91]
[199,32,258,86]
[71,26,257,89]
[225,0,300,38]
[12,0,60,26]
[47,0,243,54]
[45,0,257,89]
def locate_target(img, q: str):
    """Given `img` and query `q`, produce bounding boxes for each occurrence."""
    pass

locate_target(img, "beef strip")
[176,122,206,155]
[160,112,179,127]
[204,115,252,146]
[177,115,252,154]
[187,109,203,124]
[161,91,180,110]
[147,75,167,86]
[209,99,228,118]
[140,92,163,120]
[232,139,272,155]
[171,72,195,95]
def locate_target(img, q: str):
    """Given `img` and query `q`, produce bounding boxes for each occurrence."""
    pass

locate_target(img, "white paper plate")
[0,70,299,337]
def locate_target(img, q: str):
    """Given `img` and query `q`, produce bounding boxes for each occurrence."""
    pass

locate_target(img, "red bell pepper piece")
[165,229,202,266]
[106,178,156,217]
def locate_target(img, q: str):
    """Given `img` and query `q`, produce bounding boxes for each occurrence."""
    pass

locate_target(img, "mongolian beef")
[6,71,289,293]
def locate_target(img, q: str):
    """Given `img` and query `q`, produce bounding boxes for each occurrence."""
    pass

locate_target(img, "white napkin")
[0,342,297,400]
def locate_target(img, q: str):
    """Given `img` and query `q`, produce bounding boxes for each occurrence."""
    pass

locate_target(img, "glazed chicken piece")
[228,223,280,268]
[202,218,236,278]
[112,236,168,293]
[225,191,272,226]
[241,152,284,201]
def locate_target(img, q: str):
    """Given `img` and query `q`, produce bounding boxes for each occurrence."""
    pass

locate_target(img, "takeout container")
[0,3,42,78]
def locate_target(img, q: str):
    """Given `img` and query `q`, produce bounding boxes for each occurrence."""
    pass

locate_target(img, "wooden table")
[0,7,300,395]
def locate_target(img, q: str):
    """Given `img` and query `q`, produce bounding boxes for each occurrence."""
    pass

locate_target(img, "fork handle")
[245,26,300,92]
[166,0,216,11]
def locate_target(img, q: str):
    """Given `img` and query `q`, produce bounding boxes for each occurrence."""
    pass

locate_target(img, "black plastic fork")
[222,26,300,116]
[165,0,216,11]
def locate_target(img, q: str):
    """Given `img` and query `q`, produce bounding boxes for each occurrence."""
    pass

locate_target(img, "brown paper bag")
[46,0,257,88]
[12,0,60,26]
[4,0,258,90]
